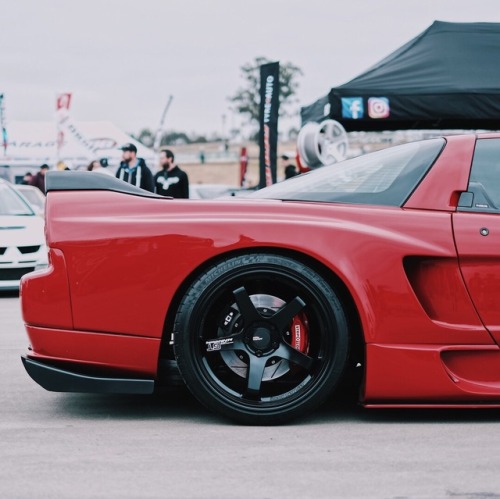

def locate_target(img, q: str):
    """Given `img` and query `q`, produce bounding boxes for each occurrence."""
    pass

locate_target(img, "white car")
[14,184,46,215]
[0,179,48,290]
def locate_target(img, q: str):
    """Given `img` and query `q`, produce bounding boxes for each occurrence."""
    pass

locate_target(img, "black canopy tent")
[301,21,500,131]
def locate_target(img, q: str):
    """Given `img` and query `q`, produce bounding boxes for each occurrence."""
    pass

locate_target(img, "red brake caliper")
[289,312,309,354]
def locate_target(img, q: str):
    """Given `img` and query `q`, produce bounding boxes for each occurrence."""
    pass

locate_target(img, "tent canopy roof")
[301,21,500,131]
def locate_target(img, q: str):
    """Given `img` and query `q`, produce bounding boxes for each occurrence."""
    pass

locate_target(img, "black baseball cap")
[120,143,137,153]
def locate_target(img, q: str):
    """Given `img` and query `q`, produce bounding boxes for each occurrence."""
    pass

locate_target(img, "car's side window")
[463,138,500,213]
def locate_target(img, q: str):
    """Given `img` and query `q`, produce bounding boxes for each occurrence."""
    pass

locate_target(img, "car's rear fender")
[21,248,73,329]
[158,245,365,367]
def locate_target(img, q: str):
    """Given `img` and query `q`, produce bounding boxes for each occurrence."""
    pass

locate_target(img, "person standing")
[281,154,298,180]
[30,164,50,192]
[115,143,154,192]
[91,158,114,176]
[21,172,33,185]
[86,160,99,171]
[154,149,189,198]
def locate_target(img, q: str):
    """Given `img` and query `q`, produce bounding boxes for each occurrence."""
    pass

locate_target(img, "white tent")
[0,121,155,181]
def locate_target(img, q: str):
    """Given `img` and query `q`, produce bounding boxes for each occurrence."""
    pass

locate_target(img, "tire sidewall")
[174,254,349,424]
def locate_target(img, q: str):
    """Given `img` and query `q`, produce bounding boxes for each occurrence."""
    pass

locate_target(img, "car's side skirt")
[364,343,500,403]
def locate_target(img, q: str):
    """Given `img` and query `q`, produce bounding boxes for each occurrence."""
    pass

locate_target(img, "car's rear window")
[251,138,445,206]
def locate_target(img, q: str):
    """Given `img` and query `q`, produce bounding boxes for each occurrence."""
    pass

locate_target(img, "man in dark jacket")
[154,149,189,198]
[30,164,50,192]
[116,143,154,192]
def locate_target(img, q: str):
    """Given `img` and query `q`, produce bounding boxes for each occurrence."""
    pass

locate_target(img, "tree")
[134,128,214,146]
[135,128,155,148]
[228,56,303,129]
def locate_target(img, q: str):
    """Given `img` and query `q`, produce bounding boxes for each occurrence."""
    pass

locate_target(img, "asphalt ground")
[2,291,500,498]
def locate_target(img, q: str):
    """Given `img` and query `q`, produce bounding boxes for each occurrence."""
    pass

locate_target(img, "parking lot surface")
[2,292,500,498]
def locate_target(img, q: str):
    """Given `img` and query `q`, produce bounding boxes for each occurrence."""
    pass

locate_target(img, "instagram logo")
[368,97,390,119]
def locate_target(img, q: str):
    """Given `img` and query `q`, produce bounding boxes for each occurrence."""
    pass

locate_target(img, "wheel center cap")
[250,327,271,350]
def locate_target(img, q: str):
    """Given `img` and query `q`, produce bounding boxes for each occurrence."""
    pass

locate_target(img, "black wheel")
[174,254,350,424]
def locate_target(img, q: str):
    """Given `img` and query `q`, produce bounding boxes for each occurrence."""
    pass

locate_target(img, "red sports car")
[21,134,500,424]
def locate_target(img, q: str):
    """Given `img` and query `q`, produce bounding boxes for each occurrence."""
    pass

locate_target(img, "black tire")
[174,254,349,424]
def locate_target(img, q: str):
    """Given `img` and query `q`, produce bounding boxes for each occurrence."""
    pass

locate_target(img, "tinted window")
[251,138,445,206]
[467,138,500,212]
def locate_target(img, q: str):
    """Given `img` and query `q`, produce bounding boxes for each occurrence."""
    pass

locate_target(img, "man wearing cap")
[115,143,154,192]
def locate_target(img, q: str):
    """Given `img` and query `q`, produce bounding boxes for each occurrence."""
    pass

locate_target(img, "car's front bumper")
[0,245,48,290]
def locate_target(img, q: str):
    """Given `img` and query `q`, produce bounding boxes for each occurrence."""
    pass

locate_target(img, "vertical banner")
[55,93,99,158]
[56,92,72,162]
[0,94,7,156]
[258,62,280,188]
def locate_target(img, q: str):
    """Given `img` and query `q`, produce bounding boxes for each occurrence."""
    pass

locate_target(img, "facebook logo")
[341,97,364,119]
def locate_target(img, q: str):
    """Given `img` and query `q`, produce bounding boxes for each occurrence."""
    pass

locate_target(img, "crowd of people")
[114,143,189,198]
[24,164,49,192]
[26,143,190,199]
[26,143,299,198]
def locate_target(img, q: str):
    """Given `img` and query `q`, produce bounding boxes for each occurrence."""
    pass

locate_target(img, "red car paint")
[20,133,500,416]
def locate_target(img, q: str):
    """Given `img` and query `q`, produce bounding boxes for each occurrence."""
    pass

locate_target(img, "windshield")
[251,138,445,206]
[16,187,45,211]
[0,184,35,215]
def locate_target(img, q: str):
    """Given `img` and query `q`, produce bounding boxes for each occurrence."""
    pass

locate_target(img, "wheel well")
[159,247,365,371]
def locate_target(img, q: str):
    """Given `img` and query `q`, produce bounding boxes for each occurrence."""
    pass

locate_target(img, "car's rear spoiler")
[45,171,162,198]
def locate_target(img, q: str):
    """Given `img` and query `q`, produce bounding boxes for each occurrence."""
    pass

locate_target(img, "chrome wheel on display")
[297,119,348,168]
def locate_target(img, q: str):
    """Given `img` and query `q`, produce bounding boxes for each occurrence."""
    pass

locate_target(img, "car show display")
[20,133,500,424]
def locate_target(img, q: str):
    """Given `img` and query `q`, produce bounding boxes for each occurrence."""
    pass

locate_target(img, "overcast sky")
[2,0,500,136]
